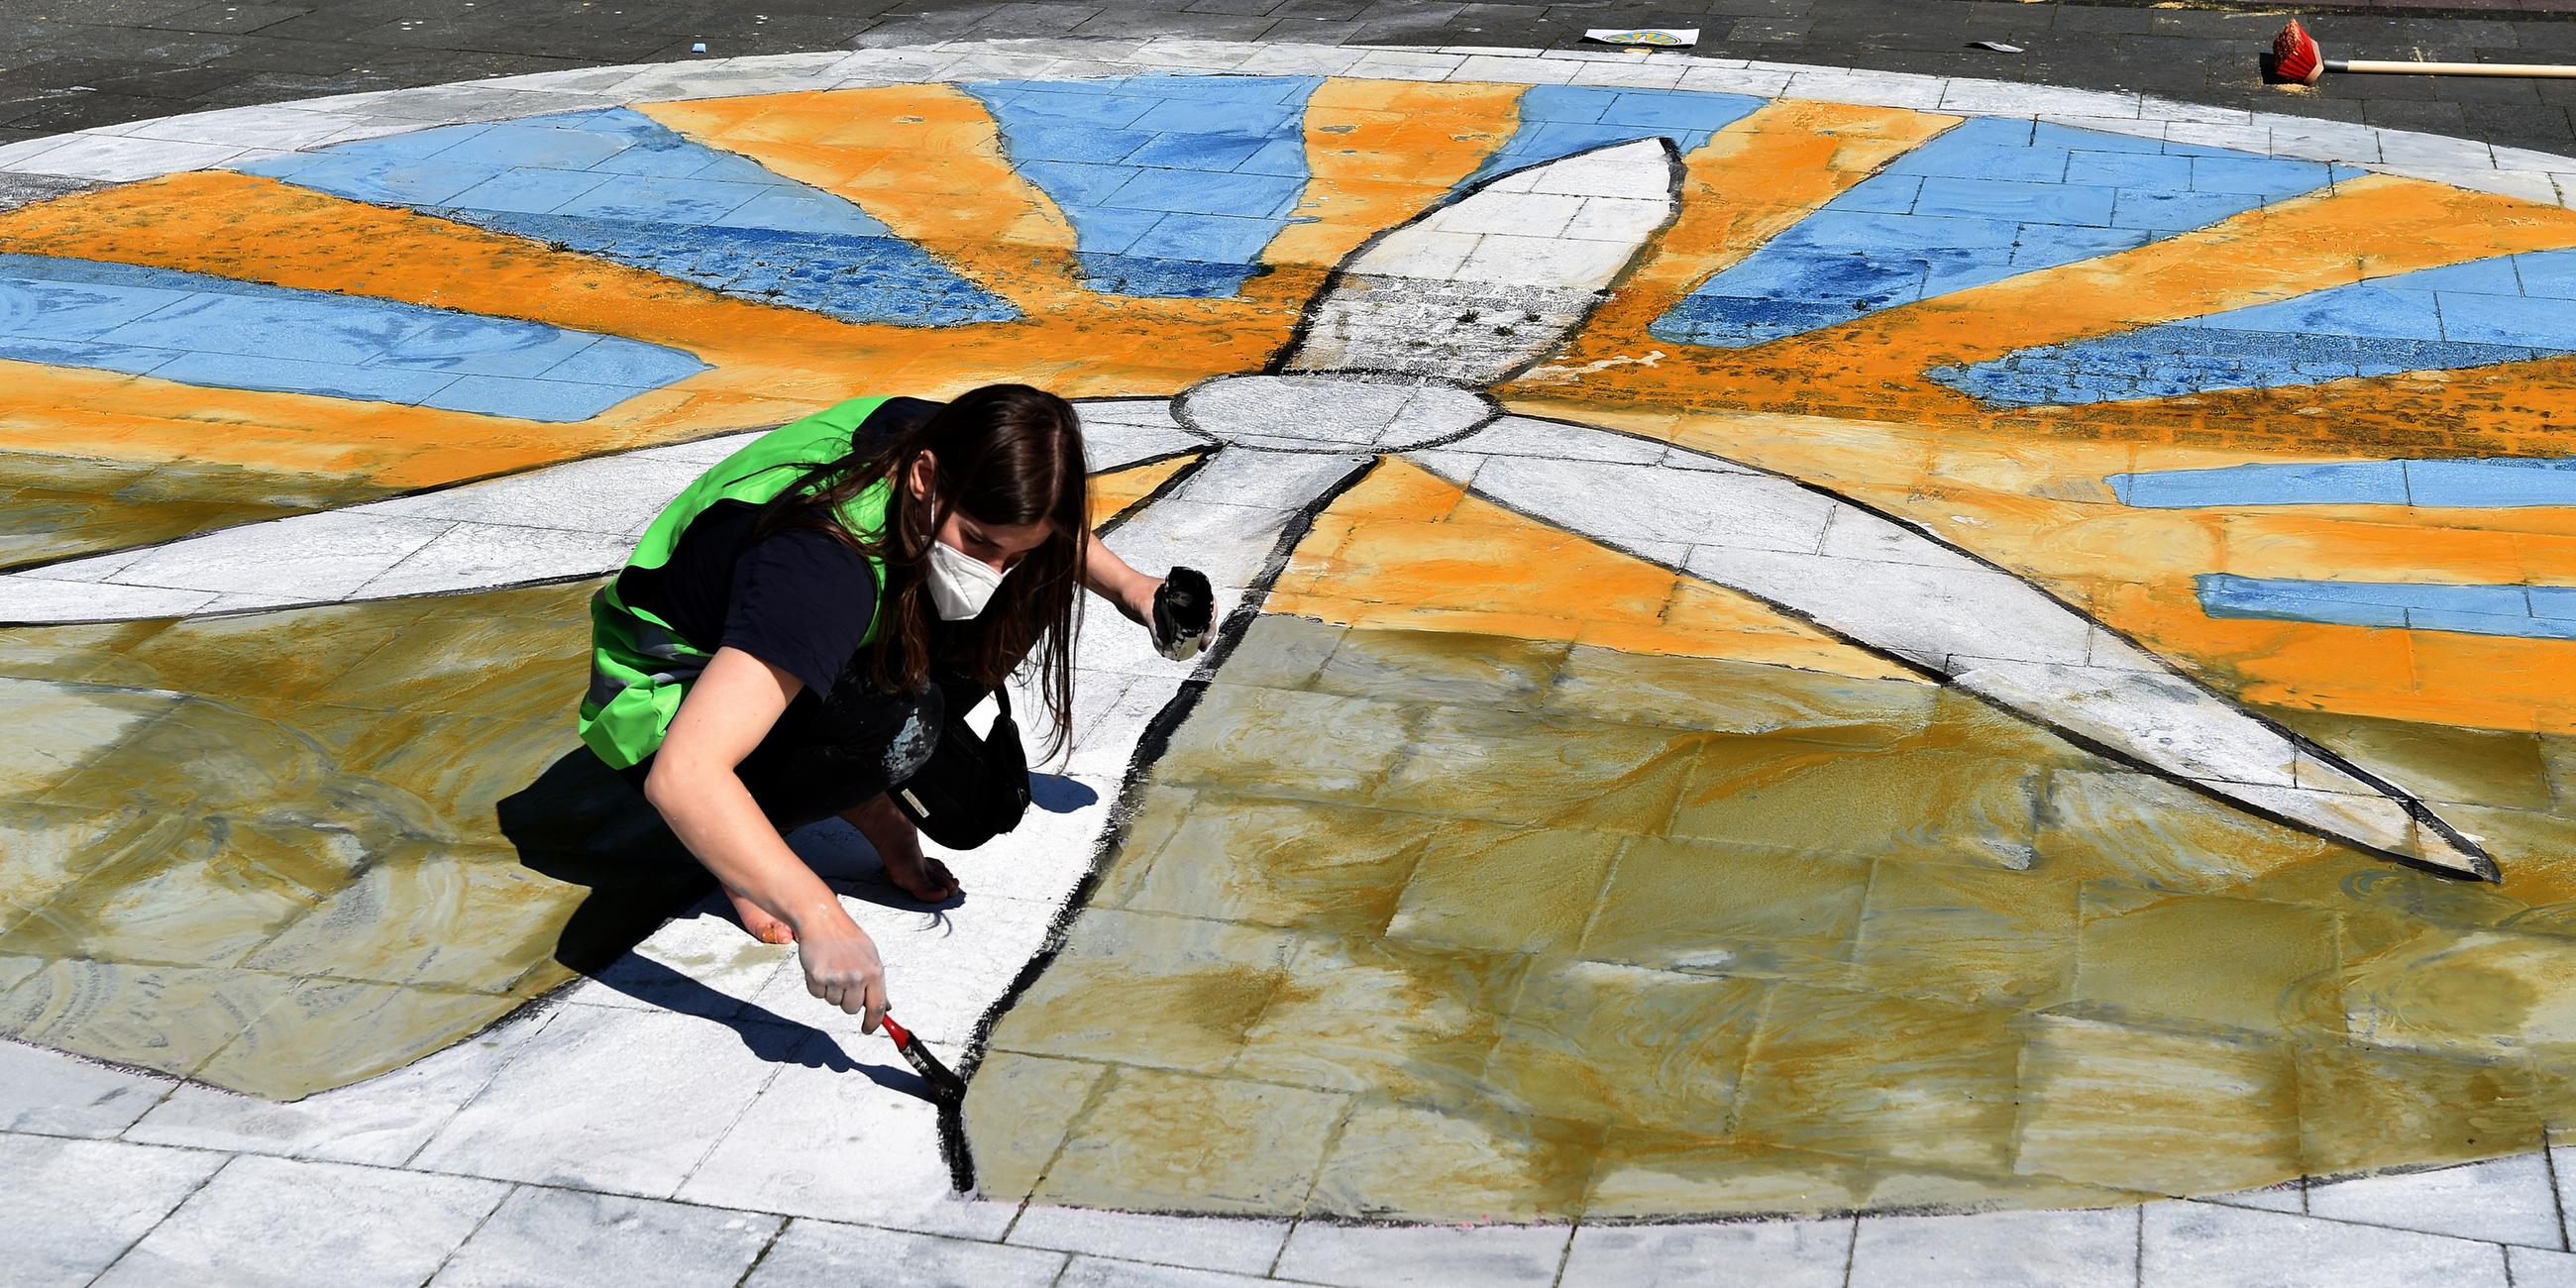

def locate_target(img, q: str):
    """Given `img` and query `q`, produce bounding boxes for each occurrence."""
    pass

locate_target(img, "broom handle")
[2330,58,2576,78]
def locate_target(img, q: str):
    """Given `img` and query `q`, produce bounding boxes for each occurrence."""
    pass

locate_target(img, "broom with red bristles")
[2271,19,2576,85]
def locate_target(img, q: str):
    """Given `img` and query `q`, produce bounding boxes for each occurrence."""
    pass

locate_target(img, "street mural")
[2,66,2575,1223]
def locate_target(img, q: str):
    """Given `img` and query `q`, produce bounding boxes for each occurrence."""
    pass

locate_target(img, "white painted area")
[433,1186,782,1287]
[2306,1155,2567,1250]
[96,1153,509,1288]
[2143,1202,2511,1286]
[1179,376,1495,453]
[1563,1220,1856,1288]
[0,1135,230,1285]
[1850,1207,2139,1287]
[1274,1221,1575,1287]
[1286,138,1678,383]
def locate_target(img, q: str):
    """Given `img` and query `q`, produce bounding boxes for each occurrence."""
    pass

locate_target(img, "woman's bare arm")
[643,647,889,1027]
[1079,532,1160,625]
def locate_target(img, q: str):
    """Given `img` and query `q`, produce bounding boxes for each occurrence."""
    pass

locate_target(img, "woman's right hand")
[798,915,889,1032]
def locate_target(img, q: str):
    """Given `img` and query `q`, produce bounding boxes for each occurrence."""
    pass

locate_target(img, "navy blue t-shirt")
[649,503,877,698]
[615,396,939,698]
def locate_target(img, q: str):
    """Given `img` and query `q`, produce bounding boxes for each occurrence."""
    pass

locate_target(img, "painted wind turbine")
[0,139,2494,881]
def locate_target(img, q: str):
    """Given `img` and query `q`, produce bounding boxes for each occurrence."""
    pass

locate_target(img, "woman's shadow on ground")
[490,746,1098,1099]
[489,748,926,1096]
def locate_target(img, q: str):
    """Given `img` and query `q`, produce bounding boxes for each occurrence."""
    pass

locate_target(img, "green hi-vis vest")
[579,395,896,770]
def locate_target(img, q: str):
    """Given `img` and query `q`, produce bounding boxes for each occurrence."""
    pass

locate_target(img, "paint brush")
[880,1014,967,1101]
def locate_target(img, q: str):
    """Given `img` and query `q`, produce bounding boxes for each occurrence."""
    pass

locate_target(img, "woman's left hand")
[1123,575,1163,627]
[1145,568,1215,661]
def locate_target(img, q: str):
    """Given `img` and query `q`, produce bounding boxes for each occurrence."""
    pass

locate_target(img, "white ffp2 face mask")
[924,537,1009,621]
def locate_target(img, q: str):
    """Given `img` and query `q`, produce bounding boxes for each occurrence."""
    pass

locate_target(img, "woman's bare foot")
[843,795,960,903]
[725,886,796,944]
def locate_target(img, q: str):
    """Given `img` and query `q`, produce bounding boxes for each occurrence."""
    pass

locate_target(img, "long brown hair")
[752,385,1088,755]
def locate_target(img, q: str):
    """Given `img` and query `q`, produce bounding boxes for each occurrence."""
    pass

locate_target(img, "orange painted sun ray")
[642,85,1092,313]
[1524,100,1960,387]
[1090,451,1200,525]
[1268,457,1916,681]
[1763,173,2576,377]
[1264,78,1525,272]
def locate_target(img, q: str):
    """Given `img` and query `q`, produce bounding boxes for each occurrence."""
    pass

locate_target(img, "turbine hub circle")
[1174,374,1499,454]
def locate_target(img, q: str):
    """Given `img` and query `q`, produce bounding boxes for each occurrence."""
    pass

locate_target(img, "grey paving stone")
[2307,1154,2563,1250]
[675,1028,1014,1238]
[0,1134,226,1288]
[2197,1180,2306,1214]
[0,170,99,211]
[741,1218,1067,1287]
[0,1039,170,1137]
[95,1153,509,1288]
[429,1185,783,1287]
[1006,1205,1292,1275]
[1056,1255,1278,1286]
[1851,1207,2137,1287]
[411,1005,791,1198]
[2142,1202,2509,1288]
[1274,1222,1573,1288]
[1561,1220,1853,1288]
[124,1009,558,1166]
[2510,1245,2576,1287]
[98,511,456,600]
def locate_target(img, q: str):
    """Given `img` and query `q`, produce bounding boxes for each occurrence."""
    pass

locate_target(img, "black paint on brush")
[881,1015,966,1102]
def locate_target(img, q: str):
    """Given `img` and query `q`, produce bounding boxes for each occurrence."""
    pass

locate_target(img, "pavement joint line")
[2545,1132,2570,1251]
[0,40,2568,207]
[2134,1204,2148,1288]
[90,1143,236,1287]
[419,1178,519,1285]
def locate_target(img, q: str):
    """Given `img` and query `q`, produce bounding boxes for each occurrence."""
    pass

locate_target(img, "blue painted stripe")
[2197,575,2576,639]
[1460,86,1764,191]
[1933,248,2576,407]
[1651,117,2333,349]
[0,255,705,421]
[2108,456,2576,509]
[235,108,1016,327]
[967,75,1324,299]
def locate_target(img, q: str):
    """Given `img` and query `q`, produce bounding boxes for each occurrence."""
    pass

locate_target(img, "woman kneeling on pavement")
[577,383,1208,1033]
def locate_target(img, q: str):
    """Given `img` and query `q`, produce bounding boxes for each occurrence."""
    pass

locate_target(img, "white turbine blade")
[0,410,1213,626]
[1282,137,1679,386]
[1406,419,2496,881]
[1089,446,1369,678]
[1071,398,1213,469]
[0,446,716,625]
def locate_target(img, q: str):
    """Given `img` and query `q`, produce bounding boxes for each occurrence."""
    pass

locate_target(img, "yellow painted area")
[1267,458,1916,681]
[1266,78,1525,271]
[1765,174,2576,377]
[1528,100,1958,385]
[645,86,1091,311]
[1088,450,1200,525]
